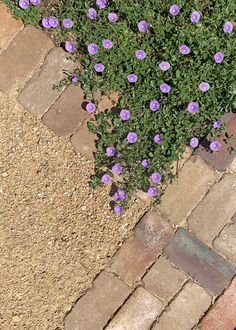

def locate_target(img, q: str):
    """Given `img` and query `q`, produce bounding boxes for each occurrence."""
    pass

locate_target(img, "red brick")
[0,3,23,54]
[152,282,212,330]
[200,276,236,330]
[109,211,173,285]
[106,287,163,330]
[197,112,236,171]
[64,271,131,330]
[18,47,77,117]
[42,85,88,136]
[0,26,54,92]
[70,117,97,160]
[143,256,188,302]
[164,228,236,295]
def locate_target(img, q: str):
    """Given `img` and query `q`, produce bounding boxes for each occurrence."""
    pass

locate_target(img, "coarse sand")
[0,90,149,330]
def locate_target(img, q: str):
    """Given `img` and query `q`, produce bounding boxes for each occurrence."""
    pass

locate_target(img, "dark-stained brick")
[200,276,236,330]
[64,271,131,330]
[70,117,97,160]
[109,211,173,285]
[0,26,54,92]
[18,47,77,117]
[197,112,236,171]
[164,228,236,295]
[106,287,163,330]
[42,85,88,136]
[0,3,23,54]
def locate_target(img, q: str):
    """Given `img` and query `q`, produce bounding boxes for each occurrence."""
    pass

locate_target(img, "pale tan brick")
[143,256,188,302]
[0,3,23,54]
[18,48,77,117]
[158,156,219,225]
[64,271,131,330]
[188,174,236,245]
[152,282,212,330]
[213,223,236,265]
[0,26,54,92]
[171,147,193,175]
[106,287,163,330]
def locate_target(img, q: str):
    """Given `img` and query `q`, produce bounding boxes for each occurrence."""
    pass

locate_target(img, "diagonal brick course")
[0,26,54,92]
[164,228,236,295]
[213,223,236,266]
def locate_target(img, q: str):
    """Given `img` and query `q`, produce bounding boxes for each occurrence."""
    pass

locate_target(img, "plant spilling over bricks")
[5,0,236,214]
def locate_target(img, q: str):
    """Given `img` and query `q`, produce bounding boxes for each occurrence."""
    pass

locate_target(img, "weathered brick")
[152,282,212,330]
[200,276,236,330]
[17,47,77,117]
[158,156,219,225]
[0,26,53,92]
[64,271,131,330]
[42,85,88,136]
[164,228,236,295]
[213,223,236,266]
[171,147,193,176]
[109,211,173,285]
[70,117,97,160]
[106,287,163,330]
[188,174,236,245]
[143,256,188,302]
[197,112,236,171]
[228,156,236,173]
[0,3,23,54]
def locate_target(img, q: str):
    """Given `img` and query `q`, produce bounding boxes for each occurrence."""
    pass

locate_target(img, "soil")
[0,90,149,330]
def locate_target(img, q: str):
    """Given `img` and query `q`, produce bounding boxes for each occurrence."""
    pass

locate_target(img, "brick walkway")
[1,3,236,330]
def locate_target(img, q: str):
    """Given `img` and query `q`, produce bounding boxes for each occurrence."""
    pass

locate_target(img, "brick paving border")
[1,4,236,330]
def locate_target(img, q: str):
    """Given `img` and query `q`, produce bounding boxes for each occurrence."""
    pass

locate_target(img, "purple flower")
[65,41,76,53]
[159,61,171,71]
[19,0,29,9]
[150,172,162,184]
[113,189,127,202]
[199,82,210,92]
[114,205,123,215]
[138,20,149,32]
[190,137,199,148]
[210,140,221,152]
[72,76,80,83]
[49,17,59,28]
[154,134,163,145]
[120,109,130,121]
[30,0,40,5]
[179,45,191,55]
[96,0,107,9]
[147,187,159,197]
[63,19,73,29]
[101,174,112,184]
[127,132,138,144]
[135,50,146,60]
[213,120,222,129]
[141,159,150,168]
[88,8,97,20]
[94,63,105,73]
[106,147,116,157]
[102,39,113,49]
[86,102,96,113]
[88,43,99,55]
[42,18,51,29]
[108,13,119,23]
[169,4,180,17]
[190,11,201,24]
[214,52,224,64]
[187,102,199,114]
[149,100,160,112]
[160,83,171,93]
[127,74,138,83]
[112,164,123,175]
[223,22,234,34]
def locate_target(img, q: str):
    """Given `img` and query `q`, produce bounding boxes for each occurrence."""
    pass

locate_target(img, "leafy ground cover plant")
[4,0,236,214]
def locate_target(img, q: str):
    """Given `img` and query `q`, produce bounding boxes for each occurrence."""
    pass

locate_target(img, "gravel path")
[0,90,148,330]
